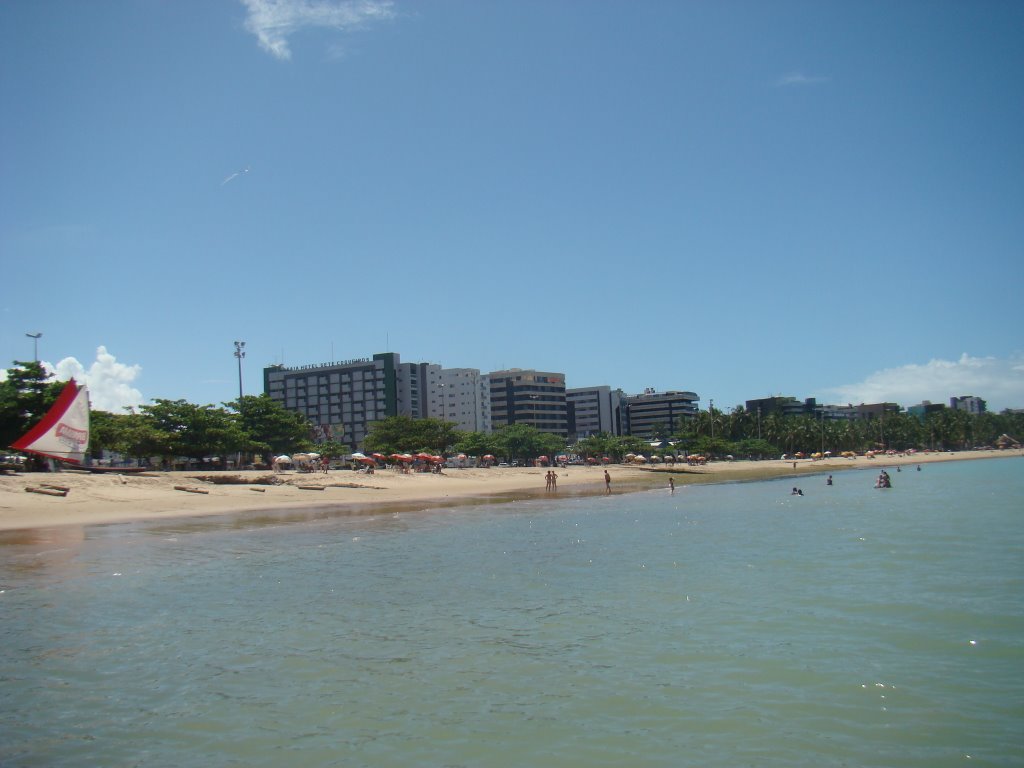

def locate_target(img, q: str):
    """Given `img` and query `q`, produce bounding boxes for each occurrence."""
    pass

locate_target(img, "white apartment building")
[426,367,492,433]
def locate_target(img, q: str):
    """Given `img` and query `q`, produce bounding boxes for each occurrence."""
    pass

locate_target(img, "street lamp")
[709,399,714,440]
[26,332,42,362]
[234,341,246,401]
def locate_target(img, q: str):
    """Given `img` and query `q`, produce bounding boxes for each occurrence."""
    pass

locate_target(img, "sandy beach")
[0,449,1019,532]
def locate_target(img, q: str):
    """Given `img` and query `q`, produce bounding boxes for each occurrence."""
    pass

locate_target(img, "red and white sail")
[11,379,90,464]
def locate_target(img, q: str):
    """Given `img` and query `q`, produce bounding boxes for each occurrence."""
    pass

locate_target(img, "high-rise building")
[745,396,818,417]
[566,386,626,439]
[429,367,492,433]
[396,361,435,419]
[264,352,399,450]
[950,395,987,415]
[625,390,699,437]
[488,369,568,437]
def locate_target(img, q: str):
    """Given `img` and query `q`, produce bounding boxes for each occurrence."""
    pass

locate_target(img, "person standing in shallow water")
[669,477,675,495]
[827,475,833,486]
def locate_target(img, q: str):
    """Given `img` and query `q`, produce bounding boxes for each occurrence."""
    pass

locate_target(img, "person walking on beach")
[551,471,557,492]
[604,470,611,494]
[669,477,675,495]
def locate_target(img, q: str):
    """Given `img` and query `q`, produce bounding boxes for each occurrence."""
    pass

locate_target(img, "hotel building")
[264,353,400,450]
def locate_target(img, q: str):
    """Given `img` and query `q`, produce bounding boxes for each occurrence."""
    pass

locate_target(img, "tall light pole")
[709,398,714,440]
[26,332,42,362]
[234,341,246,402]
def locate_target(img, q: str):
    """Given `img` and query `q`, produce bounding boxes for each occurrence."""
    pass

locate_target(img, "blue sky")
[2,0,1022,413]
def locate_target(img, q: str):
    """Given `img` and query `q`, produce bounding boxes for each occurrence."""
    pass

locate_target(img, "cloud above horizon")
[46,346,145,413]
[240,0,395,60]
[820,353,1024,412]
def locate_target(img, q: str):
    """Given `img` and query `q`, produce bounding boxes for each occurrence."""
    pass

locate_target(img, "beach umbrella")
[275,455,292,464]
[351,452,367,459]
[483,454,495,460]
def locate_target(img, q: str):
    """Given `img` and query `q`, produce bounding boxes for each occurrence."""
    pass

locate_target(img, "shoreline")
[0,449,1019,534]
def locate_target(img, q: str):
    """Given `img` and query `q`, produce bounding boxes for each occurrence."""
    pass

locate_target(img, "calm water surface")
[1,458,1022,767]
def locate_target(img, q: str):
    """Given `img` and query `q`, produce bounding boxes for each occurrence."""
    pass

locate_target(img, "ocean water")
[1,458,1022,767]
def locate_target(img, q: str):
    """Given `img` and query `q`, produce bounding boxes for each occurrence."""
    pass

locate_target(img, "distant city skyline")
[5,343,1021,416]
[3,2,1022,414]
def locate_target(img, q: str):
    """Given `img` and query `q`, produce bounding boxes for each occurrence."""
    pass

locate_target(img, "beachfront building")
[745,396,818,418]
[488,369,568,437]
[843,403,902,420]
[566,386,627,439]
[907,400,947,419]
[264,353,401,450]
[428,367,492,434]
[395,361,435,419]
[950,395,987,415]
[625,389,700,437]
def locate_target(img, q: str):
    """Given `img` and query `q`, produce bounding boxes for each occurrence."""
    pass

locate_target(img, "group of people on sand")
[544,470,558,491]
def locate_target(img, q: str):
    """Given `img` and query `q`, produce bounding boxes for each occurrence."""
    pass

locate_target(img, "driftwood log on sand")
[26,486,68,497]
[173,485,209,495]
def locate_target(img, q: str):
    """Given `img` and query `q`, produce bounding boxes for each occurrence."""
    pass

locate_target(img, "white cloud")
[774,72,829,87]
[821,353,1024,412]
[46,346,145,413]
[241,0,395,60]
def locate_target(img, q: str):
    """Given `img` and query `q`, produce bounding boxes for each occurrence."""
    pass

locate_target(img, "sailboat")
[10,378,90,466]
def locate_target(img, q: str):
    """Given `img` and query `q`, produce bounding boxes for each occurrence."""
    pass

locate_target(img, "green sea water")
[1,457,1022,767]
